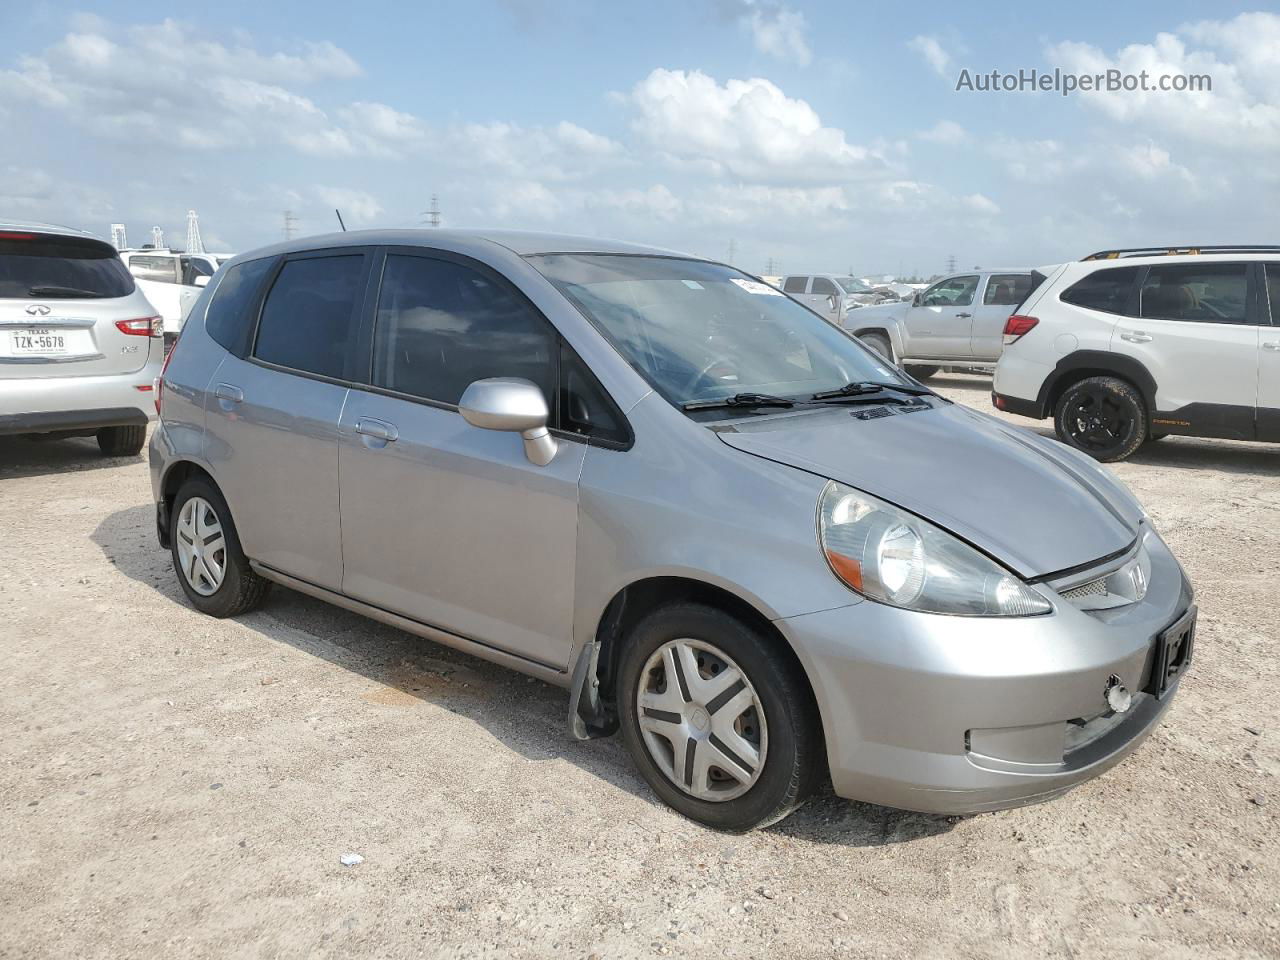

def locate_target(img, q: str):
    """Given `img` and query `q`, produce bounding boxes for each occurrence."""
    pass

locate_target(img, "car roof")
[0,219,104,242]
[237,228,693,262]
[1083,252,1277,267]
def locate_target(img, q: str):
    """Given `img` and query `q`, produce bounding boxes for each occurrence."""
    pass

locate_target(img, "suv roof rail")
[1082,245,1280,260]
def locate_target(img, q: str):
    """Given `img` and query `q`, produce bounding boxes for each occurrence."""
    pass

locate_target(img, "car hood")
[715,402,1142,578]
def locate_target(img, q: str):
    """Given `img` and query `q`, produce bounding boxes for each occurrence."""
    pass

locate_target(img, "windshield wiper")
[26,285,103,298]
[811,381,934,401]
[682,392,796,411]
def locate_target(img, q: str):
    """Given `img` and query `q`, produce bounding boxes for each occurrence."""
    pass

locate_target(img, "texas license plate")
[9,328,67,355]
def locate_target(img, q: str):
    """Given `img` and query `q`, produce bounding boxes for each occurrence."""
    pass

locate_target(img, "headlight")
[818,481,1052,617]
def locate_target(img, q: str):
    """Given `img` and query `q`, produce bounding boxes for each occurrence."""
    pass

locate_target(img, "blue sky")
[2,1,1277,277]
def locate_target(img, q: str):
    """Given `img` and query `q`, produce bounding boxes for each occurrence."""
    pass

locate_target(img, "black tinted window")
[206,257,274,355]
[559,343,628,445]
[373,254,557,407]
[0,234,134,299]
[1140,263,1248,324]
[984,274,1032,306]
[254,255,364,379]
[782,276,807,294]
[1267,265,1280,325]
[1060,267,1139,315]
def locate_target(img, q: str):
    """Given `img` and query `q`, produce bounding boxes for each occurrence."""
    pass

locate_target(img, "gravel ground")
[1,373,1277,959]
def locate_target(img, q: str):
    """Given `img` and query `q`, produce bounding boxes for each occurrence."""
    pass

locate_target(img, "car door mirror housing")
[194,275,211,288]
[911,292,922,307]
[459,377,558,466]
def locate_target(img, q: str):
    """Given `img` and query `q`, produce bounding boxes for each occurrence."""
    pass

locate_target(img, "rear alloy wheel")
[859,332,893,363]
[170,478,271,617]
[1054,376,1147,462]
[97,424,146,457]
[618,604,820,831]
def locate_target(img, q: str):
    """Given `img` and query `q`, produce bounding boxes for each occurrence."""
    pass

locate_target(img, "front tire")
[97,425,146,457]
[617,603,821,831]
[859,332,893,364]
[1053,376,1147,462]
[170,478,271,617]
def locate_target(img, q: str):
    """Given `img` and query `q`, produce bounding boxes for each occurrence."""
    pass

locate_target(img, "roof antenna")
[335,209,347,232]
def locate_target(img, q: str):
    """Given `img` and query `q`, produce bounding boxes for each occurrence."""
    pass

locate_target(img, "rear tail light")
[116,316,164,337]
[1003,314,1039,345]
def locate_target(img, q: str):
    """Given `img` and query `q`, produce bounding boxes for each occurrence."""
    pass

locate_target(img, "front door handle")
[955,312,972,318]
[355,418,399,443]
[1121,331,1154,344]
[1264,342,1280,352]
[214,383,243,404]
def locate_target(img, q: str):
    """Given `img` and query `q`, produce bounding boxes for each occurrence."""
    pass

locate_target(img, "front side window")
[1059,266,1139,315]
[983,274,1033,306]
[811,277,837,296]
[782,276,808,294]
[531,254,912,410]
[0,234,134,299]
[206,257,274,355]
[921,275,978,307]
[129,255,178,283]
[1140,263,1249,324]
[181,257,216,286]
[253,254,364,379]
[372,254,557,407]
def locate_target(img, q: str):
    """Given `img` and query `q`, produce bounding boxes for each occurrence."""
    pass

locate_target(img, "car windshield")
[836,277,871,294]
[531,254,909,410]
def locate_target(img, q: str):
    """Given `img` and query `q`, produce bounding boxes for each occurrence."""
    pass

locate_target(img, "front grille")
[1061,577,1107,602]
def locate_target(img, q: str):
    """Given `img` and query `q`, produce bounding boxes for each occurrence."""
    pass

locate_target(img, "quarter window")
[921,275,978,307]
[559,343,629,445]
[1059,266,1139,315]
[253,255,365,380]
[810,277,837,296]
[1140,263,1248,324]
[205,257,274,356]
[372,254,557,407]
[983,274,1033,306]
[782,276,808,294]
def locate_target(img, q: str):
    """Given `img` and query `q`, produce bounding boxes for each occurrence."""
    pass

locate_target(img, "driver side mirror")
[458,377,558,466]
[194,275,210,288]
[911,292,922,307]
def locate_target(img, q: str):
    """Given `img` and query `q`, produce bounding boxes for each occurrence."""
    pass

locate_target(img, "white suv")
[121,249,225,342]
[993,246,1280,461]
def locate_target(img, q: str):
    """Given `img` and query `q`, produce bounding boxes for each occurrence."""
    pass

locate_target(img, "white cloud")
[314,187,383,224]
[918,120,966,144]
[909,36,951,77]
[1048,12,1280,150]
[629,68,887,182]
[739,3,812,67]
[449,120,621,181]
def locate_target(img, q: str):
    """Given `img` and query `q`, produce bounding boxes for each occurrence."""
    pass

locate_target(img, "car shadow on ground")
[0,435,138,480]
[93,502,954,847]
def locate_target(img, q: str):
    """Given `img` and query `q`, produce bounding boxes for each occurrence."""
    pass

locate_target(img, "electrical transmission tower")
[151,226,165,250]
[185,210,204,254]
[727,239,736,264]
[945,254,957,274]
[110,224,127,250]
[421,195,442,227]
[283,210,298,240]
[765,257,776,275]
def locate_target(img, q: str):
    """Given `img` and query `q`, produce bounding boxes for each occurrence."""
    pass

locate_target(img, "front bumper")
[779,529,1192,814]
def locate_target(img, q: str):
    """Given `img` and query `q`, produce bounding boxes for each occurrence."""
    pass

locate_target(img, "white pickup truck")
[842,268,1035,378]
[121,249,229,342]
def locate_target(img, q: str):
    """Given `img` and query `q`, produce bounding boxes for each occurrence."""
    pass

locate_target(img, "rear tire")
[859,332,893,364]
[1053,376,1147,462]
[170,477,271,618]
[617,603,821,831]
[904,364,941,380]
[97,425,146,457]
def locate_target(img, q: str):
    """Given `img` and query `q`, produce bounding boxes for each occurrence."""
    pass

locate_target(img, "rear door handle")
[955,312,972,318]
[1121,331,1153,343]
[1264,342,1280,351]
[356,418,399,443]
[214,383,243,404]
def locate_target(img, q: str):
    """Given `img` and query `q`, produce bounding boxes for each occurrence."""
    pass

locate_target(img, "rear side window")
[0,233,134,299]
[983,273,1032,306]
[206,257,274,355]
[811,277,837,296]
[1059,266,1139,315]
[782,276,807,294]
[372,254,557,407]
[254,255,365,380]
[1140,263,1248,324]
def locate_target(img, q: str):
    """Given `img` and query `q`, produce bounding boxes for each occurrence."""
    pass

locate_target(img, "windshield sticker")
[730,278,783,296]
[681,280,704,290]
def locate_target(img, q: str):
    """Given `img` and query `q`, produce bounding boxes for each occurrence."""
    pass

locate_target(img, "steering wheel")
[679,357,740,398]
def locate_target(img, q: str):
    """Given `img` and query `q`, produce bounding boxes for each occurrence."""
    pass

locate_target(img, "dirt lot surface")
[1,373,1277,959]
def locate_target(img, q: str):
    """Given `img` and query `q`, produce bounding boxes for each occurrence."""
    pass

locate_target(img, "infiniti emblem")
[26,304,51,316]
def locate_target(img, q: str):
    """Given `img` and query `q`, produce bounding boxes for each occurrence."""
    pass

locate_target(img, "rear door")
[971,272,1032,360]
[204,248,371,590]
[1258,263,1280,441]
[0,230,152,381]
[1111,261,1260,439]
[903,274,979,358]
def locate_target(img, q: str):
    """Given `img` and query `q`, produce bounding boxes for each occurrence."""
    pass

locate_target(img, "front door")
[806,276,841,324]
[971,273,1032,361]
[1112,261,1260,440]
[903,274,979,358]
[337,250,584,670]
[204,249,371,591]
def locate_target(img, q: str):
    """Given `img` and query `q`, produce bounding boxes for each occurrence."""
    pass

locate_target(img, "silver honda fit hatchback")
[150,230,1195,830]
